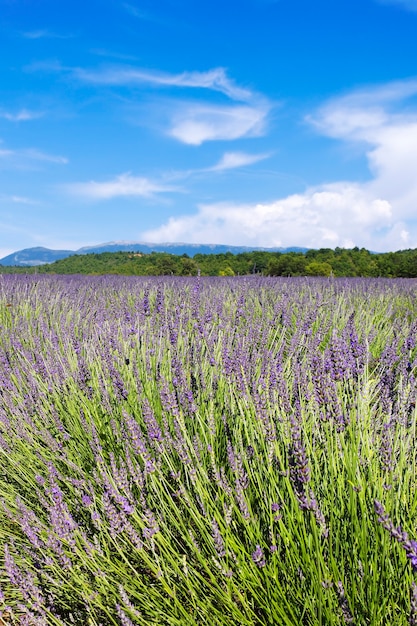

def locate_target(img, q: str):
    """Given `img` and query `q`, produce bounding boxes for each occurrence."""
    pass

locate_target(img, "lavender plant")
[0,275,417,625]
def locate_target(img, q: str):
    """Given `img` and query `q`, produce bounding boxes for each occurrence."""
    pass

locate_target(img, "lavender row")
[1,275,417,625]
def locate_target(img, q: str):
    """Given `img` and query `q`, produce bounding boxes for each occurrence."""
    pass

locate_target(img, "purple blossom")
[4,544,45,611]
[374,500,417,571]
[116,604,136,626]
[82,494,93,507]
[336,581,354,624]
[288,410,311,491]
[251,545,266,568]
[211,519,226,558]
[142,509,159,539]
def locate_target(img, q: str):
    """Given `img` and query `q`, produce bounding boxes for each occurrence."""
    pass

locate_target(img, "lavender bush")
[1,274,417,625]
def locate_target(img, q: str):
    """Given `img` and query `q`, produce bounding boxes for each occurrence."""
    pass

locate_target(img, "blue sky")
[1,0,417,257]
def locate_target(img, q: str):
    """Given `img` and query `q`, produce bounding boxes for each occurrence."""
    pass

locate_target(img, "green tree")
[305,261,333,276]
[219,266,235,276]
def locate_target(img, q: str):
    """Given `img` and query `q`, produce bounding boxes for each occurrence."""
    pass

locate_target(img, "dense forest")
[2,246,417,277]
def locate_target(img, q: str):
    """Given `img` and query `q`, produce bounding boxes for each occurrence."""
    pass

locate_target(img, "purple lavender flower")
[142,400,163,442]
[251,545,266,568]
[142,509,159,539]
[82,494,93,507]
[288,411,311,491]
[336,581,354,624]
[116,604,136,626]
[404,540,417,572]
[374,500,417,570]
[211,519,226,558]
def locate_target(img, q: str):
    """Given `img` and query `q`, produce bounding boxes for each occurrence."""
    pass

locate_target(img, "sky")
[1,0,417,257]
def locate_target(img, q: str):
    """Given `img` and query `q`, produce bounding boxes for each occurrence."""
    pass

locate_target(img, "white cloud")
[142,78,417,251]
[21,149,68,164]
[0,144,68,166]
[66,173,180,200]
[0,109,43,122]
[41,62,271,145]
[309,78,417,141]
[22,30,50,39]
[75,66,254,102]
[65,153,269,203]
[21,29,75,39]
[0,194,39,205]
[310,78,417,223]
[141,185,394,250]
[169,103,268,144]
[208,151,270,171]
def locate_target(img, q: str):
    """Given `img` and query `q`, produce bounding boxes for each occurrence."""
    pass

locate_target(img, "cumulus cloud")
[66,173,180,200]
[141,185,393,250]
[310,78,417,223]
[169,104,268,144]
[142,78,417,251]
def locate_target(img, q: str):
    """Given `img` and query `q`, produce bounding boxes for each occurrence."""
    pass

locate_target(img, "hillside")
[2,247,417,277]
[0,242,307,267]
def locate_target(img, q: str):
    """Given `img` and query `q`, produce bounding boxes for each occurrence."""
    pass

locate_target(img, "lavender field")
[1,275,417,625]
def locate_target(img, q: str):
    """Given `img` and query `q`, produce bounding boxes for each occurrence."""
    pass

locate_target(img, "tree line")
[2,247,417,277]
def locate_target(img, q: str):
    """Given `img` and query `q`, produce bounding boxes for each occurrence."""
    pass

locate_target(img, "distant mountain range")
[0,242,308,267]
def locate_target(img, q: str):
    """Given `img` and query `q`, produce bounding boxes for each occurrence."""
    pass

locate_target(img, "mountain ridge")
[0,242,308,267]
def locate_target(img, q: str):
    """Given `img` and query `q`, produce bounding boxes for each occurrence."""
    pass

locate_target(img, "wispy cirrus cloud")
[66,173,180,200]
[0,143,68,167]
[21,29,76,40]
[208,151,271,171]
[28,61,271,145]
[65,151,268,200]
[142,77,417,252]
[307,77,417,140]
[161,151,271,180]
[169,103,268,145]
[0,194,40,205]
[74,66,254,102]
[0,109,44,122]
[121,2,155,20]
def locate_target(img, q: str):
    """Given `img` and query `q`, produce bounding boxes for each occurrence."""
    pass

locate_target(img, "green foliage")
[3,246,417,277]
[1,277,417,624]
[305,261,333,276]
